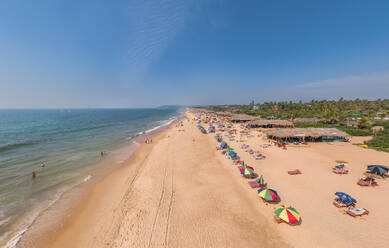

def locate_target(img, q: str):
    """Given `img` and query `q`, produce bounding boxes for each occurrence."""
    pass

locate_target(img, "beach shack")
[264,128,350,143]
[247,119,294,128]
[230,114,257,123]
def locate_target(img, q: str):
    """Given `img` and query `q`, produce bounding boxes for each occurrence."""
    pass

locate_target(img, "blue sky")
[1,0,389,108]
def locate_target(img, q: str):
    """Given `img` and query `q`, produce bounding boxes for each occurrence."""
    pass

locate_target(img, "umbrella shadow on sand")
[247,173,259,179]
[288,218,302,226]
[264,196,282,205]
[364,172,388,179]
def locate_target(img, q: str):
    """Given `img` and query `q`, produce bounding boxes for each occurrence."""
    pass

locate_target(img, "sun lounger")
[248,181,265,188]
[248,181,260,188]
[288,169,302,175]
[274,215,283,223]
[346,208,369,217]
[357,178,377,187]
[332,168,349,174]
[333,199,355,208]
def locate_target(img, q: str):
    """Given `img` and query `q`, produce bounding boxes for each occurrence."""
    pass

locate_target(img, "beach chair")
[357,177,377,187]
[346,208,369,217]
[333,199,355,208]
[248,180,265,188]
[248,181,260,188]
[288,169,302,175]
[332,168,349,174]
[274,215,283,223]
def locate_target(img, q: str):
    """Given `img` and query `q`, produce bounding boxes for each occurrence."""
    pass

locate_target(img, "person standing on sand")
[32,172,36,179]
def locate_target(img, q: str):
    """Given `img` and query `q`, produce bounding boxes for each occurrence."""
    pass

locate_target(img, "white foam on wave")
[0,216,11,227]
[4,228,28,248]
[144,117,177,134]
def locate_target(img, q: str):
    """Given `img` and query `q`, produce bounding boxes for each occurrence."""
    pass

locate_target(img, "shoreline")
[12,114,182,248]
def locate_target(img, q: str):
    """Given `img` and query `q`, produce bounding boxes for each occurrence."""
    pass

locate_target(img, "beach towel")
[346,208,369,217]
[288,169,301,175]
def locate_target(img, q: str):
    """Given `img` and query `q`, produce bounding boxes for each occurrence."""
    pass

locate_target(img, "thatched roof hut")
[264,128,350,142]
[293,117,319,123]
[230,114,257,123]
[248,119,294,128]
[216,112,230,117]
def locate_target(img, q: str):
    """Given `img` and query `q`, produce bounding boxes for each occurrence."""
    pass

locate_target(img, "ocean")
[0,108,182,247]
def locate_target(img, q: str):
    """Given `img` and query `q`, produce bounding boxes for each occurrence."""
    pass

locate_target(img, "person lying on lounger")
[333,198,355,208]
[332,165,349,174]
[357,176,377,186]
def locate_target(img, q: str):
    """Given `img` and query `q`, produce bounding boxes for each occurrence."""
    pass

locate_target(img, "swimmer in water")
[40,162,45,168]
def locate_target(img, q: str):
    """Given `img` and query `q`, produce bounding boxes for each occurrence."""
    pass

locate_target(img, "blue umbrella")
[367,165,388,176]
[199,126,207,134]
[334,192,356,204]
[221,142,227,149]
[229,152,237,158]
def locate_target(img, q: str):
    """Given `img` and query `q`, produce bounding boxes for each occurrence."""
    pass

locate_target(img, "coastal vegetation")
[366,121,389,152]
[209,99,388,122]
[293,122,373,136]
[206,98,389,152]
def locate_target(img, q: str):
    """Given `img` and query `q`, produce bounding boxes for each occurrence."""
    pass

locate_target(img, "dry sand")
[221,125,389,248]
[19,112,288,248]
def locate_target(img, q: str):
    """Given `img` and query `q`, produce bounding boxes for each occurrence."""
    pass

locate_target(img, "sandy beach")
[18,110,389,248]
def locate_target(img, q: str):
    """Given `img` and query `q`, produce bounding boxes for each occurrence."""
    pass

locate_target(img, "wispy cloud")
[125,0,189,82]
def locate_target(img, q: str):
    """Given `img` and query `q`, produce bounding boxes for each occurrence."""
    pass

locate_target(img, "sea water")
[0,108,181,247]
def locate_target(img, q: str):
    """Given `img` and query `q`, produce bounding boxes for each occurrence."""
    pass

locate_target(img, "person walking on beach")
[32,172,36,179]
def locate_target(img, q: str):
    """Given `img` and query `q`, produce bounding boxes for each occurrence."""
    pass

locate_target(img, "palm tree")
[358,117,372,129]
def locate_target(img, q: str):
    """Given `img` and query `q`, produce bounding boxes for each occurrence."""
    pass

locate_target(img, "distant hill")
[156,105,183,110]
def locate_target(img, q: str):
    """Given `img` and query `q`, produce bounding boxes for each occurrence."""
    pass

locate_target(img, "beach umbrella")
[367,165,388,176]
[334,192,357,204]
[240,167,254,176]
[274,205,300,224]
[221,142,227,149]
[239,165,254,172]
[257,175,265,185]
[229,152,237,158]
[257,187,278,201]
